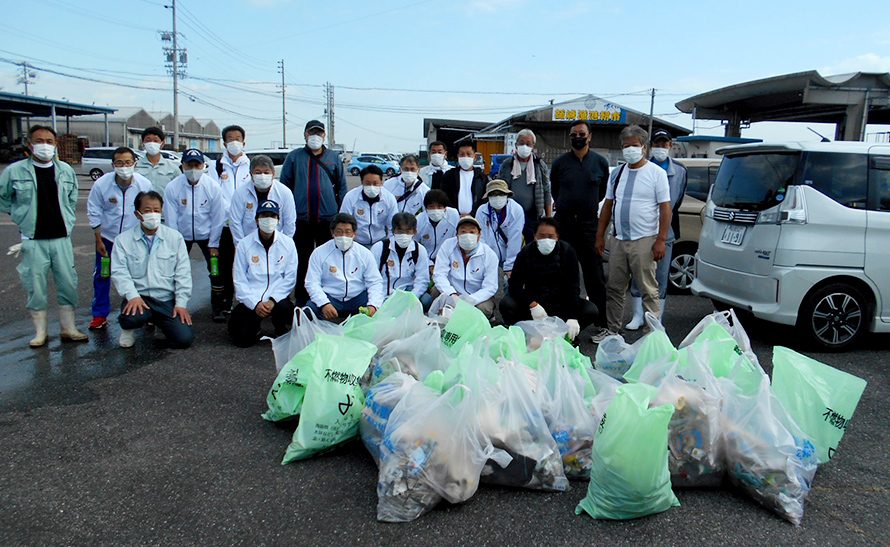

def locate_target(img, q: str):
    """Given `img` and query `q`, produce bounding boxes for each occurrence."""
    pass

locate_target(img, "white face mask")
[143,142,162,156]
[226,141,244,156]
[489,195,508,210]
[401,171,418,185]
[185,168,203,183]
[516,144,533,159]
[458,156,474,170]
[115,166,135,180]
[430,153,445,167]
[253,173,274,190]
[334,236,354,251]
[307,135,324,150]
[140,212,162,231]
[651,147,670,162]
[458,233,479,252]
[536,238,557,255]
[622,146,645,165]
[258,217,278,234]
[31,143,55,162]
[363,185,381,199]
[427,208,446,222]
[394,234,414,248]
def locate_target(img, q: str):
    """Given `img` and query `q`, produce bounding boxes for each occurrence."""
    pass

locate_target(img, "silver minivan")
[692,141,890,350]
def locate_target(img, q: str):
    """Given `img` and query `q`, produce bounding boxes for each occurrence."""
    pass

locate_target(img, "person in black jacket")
[439,141,488,216]
[499,217,598,341]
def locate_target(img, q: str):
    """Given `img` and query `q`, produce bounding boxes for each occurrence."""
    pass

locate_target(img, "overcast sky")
[1,0,888,152]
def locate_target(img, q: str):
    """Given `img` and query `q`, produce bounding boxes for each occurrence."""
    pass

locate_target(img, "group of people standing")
[0,118,686,350]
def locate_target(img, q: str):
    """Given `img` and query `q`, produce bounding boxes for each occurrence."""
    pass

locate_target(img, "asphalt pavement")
[0,174,888,546]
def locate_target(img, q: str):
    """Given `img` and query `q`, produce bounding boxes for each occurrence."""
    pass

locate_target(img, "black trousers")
[118,296,194,349]
[554,213,607,327]
[227,300,295,348]
[294,219,333,303]
[185,239,224,314]
[218,227,235,310]
[498,293,598,332]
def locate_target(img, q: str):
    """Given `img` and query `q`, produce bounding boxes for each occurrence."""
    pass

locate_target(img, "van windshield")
[711,153,799,211]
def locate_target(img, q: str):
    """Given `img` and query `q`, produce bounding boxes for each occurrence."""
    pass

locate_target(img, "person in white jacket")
[228,200,298,347]
[415,189,459,263]
[384,155,428,215]
[305,213,384,322]
[163,148,227,320]
[432,216,499,319]
[229,154,296,244]
[86,146,153,330]
[475,179,525,275]
[370,212,431,304]
[339,164,397,247]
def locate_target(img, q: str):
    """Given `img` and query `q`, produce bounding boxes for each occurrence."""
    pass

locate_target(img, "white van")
[692,141,890,350]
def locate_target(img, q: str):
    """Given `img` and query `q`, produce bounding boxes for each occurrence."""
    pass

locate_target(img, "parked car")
[347,155,400,177]
[80,147,118,180]
[668,158,722,293]
[692,141,890,350]
[489,154,512,178]
[245,148,291,179]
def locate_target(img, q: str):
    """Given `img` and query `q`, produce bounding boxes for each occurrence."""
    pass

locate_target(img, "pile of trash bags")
[262,291,867,526]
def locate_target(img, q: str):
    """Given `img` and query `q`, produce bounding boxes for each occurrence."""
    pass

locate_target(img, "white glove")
[7,243,22,258]
[529,303,548,321]
[566,319,580,340]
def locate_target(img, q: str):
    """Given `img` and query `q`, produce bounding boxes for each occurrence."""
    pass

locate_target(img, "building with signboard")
[460,95,691,169]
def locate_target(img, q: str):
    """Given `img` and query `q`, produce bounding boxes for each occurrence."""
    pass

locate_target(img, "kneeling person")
[111,191,194,349]
[499,217,597,341]
[370,212,431,303]
[229,200,298,347]
[433,217,499,319]
[305,213,384,321]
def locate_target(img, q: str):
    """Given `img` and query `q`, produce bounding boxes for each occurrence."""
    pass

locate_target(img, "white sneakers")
[119,329,136,348]
[590,328,617,344]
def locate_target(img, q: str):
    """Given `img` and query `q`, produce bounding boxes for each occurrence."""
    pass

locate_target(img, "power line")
[43,0,158,32]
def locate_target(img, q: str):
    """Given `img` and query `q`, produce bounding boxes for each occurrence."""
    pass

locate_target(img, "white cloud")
[821,53,890,75]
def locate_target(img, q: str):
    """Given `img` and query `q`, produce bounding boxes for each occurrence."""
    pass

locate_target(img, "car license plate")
[721,224,746,246]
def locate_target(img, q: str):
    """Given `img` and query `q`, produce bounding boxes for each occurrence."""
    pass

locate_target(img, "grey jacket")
[497,156,552,219]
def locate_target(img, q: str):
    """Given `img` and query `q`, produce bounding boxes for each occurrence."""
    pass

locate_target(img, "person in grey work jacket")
[112,191,193,349]
[0,125,88,347]
[135,127,180,195]
[279,119,345,304]
[86,146,153,330]
[624,128,687,330]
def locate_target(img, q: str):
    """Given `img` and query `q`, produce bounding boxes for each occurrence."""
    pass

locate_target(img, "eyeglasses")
[113,160,137,167]
[333,229,355,237]
[569,133,589,138]
[307,128,324,136]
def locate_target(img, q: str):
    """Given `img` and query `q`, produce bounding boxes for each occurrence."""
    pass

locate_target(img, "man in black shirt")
[0,125,88,347]
[500,217,597,341]
[550,121,610,334]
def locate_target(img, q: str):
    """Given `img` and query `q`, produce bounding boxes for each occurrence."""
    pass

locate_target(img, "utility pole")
[325,82,335,147]
[278,60,286,147]
[161,1,186,150]
[17,62,37,96]
[647,88,656,142]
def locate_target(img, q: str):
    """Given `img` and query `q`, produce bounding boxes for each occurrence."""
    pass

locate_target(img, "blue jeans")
[630,240,672,300]
[306,290,368,321]
[118,296,194,349]
[92,237,113,318]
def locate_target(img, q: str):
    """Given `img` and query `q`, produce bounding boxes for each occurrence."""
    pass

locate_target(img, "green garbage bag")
[576,383,679,520]
[342,290,426,349]
[486,325,527,361]
[623,330,677,384]
[771,346,867,465]
[262,340,319,422]
[282,334,378,463]
[441,299,491,353]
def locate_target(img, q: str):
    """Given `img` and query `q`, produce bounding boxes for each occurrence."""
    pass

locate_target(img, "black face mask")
[570,137,588,150]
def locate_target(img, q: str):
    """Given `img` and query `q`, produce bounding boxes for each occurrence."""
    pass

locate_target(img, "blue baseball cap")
[181,148,204,164]
[256,199,280,216]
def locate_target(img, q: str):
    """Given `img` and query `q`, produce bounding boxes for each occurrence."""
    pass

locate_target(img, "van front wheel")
[798,283,868,351]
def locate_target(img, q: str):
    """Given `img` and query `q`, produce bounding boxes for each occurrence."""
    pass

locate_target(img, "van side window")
[870,156,890,211]
[801,152,867,209]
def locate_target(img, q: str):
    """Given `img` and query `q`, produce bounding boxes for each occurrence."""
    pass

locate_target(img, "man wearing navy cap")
[228,199,298,347]
[279,120,346,305]
[163,149,227,320]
